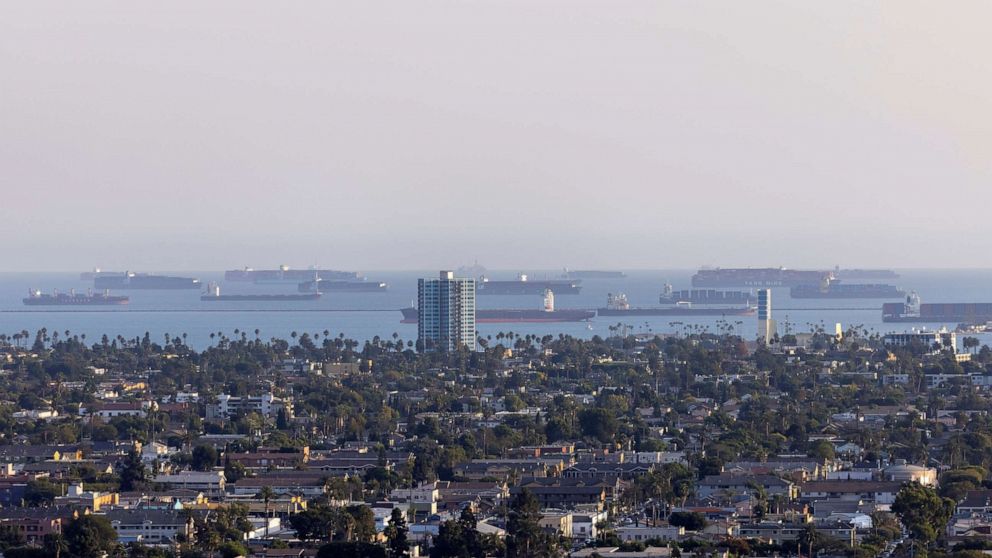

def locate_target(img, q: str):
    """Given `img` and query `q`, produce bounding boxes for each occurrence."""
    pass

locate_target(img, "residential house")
[615,525,684,542]
[562,462,654,481]
[697,474,797,500]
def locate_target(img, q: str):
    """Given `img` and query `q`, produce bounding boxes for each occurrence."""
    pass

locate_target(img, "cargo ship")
[831,267,899,280]
[200,283,321,302]
[79,268,123,280]
[298,279,388,293]
[561,269,626,279]
[402,290,594,323]
[883,292,992,323]
[791,279,905,299]
[456,262,488,278]
[692,267,829,288]
[477,274,581,295]
[658,284,755,305]
[597,293,756,317]
[225,265,360,283]
[93,272,200,290]
[23,289,129,306]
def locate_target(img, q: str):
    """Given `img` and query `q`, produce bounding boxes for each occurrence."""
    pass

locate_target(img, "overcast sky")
[1,1,989,271]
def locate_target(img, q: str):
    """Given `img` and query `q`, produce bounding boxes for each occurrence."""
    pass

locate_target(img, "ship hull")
[597,307,755,317]
[400,307,594,323]
[24,296,129,306]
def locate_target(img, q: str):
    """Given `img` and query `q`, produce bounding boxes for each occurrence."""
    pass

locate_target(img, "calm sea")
[2,269,991,350]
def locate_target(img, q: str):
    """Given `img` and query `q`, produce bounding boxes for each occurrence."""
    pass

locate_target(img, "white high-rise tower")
[758,288,776,345]
[417,271,476,352]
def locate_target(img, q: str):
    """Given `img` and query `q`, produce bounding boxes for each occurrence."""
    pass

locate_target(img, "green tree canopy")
[892,483,955,546]
[63,515,118,558]
[506,489,561,558]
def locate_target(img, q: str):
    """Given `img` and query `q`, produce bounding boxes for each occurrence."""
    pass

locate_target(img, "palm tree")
[257,485,276,537]
[43,533,67,558]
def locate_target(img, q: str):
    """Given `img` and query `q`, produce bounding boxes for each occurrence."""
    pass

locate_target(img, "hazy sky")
[2,1,989,271]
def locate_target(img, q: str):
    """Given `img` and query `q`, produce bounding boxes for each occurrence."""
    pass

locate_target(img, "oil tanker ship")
[93,272,200,290]
[225,265,360,283]
[883,292,992,323]
[201,283,321,302]
[692,267,829,288]
[23,289,129,306]
[299,279,388,293]
[402,290,594,323]
[477,274,581,295]
[791,279,905,299]
[597,293,756,317]
[658,284,755,305]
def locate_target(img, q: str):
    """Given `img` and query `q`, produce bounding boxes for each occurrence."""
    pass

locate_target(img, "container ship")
[791,280,905,299]
[658,284,755,305]
[456,262,487,278]
[561,269,626,279]
[402,290,594,323]
[23,289,129,306]
[201,283,321,302]
[597,293,756,317]
[831,267,899,280]
[79,268,123,280]
[225,265,360,283]
[299,279,388,293]
[692,267,829,288]
[883,292,992,323]
[93,272,200,290]
[477,274,581,295]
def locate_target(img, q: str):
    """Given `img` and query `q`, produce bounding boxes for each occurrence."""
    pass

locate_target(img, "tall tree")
[257,486,276,538]
[43,532,67,558]
[191,445,218,471]
[118,448,147,491]
[506,489,560,558]
[384,507,410,558]
[892,483,955,546]
[577,408,618,444]
[63,515,118,558]
[432,507,502,558]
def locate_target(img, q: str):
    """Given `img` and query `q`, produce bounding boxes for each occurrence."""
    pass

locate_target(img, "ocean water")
[2,269,992,350]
